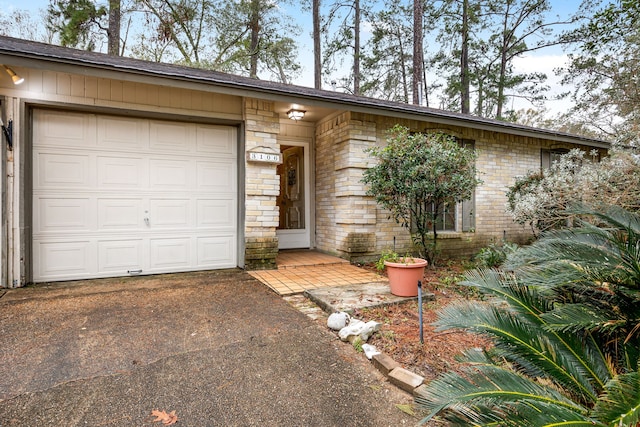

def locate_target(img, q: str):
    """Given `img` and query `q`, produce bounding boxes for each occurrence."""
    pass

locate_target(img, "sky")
[1,0,586,115]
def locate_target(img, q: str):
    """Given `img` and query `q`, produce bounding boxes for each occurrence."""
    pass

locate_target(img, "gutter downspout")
[6,150,13,288]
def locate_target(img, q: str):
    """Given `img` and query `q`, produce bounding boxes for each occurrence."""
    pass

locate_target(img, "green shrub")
[474,241,518,268]
[362,125,481,266]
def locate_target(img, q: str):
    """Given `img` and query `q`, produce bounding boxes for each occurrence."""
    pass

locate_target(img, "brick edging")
[370,352,428,398]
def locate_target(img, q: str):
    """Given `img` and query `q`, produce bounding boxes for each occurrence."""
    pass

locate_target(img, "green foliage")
[362,125,481,266]
[416,205,640,426]
[131,0,301,82]
[47,0,108,50]
[359,0,417,102]
[375,249,399,272]
[429,0,561,119]
[474,241,518,268]
[375,249,423,272]
[560,0,640,144]
[351,336,364,352]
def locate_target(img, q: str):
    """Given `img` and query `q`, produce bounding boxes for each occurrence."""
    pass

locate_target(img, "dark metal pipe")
[418,280,423,344]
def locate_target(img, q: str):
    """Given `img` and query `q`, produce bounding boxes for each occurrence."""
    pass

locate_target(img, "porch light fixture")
[3,65,24,85]
[287,109,305,121]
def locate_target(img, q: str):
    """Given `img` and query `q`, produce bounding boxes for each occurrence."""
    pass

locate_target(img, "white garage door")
[32,109,238,282]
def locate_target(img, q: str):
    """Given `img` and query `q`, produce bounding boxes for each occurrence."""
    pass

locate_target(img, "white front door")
[276,141,311,249]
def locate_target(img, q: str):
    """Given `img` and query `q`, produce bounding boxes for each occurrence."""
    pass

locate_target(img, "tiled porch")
[249,250,387,295]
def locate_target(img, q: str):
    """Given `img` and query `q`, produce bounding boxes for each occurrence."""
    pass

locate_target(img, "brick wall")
[315,113,604,262]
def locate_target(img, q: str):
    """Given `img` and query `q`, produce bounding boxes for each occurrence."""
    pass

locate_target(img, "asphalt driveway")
[0,270,414,426]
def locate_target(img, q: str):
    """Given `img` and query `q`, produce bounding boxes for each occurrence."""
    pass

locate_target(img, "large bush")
[362,125,481,265]
[507,146,640,236]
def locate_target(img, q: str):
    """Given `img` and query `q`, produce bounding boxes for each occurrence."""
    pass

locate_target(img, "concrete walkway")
[0,270,414,426]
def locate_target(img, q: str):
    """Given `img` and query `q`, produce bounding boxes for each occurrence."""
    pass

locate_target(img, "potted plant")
[376,250,428,297]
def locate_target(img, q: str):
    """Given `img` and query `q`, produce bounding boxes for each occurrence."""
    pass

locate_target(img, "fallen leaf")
[395,403,415,416]
[151,409,178,425]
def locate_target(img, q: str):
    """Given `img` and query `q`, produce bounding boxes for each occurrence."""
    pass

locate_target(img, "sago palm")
[416,205,640,426]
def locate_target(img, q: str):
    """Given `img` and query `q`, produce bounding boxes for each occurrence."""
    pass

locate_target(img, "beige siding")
[0,67,242,118]
[279,120,315,139]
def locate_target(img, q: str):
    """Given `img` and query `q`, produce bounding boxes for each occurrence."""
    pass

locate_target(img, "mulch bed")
[354,260,490,382]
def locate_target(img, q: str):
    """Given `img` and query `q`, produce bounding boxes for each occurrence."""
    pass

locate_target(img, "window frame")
[412,137,476,234]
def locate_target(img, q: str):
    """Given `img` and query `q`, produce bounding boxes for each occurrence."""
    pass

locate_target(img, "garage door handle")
[144,217,150,226]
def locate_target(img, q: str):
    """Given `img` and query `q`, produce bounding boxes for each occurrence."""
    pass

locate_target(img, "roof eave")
[0,39,610,149]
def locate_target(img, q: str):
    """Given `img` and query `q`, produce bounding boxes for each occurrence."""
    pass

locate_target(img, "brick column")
[243,99,280,269]
[316,112,379,262]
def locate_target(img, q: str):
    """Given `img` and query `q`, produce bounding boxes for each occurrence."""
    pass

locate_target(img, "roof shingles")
[0,35,608,147]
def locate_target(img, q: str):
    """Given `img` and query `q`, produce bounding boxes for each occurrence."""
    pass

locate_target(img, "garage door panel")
[150,238,191,268]
[98,240,144,272]
[35,153,91,188]
[35,240,93,278]
[97,199,144,229]
[33,110,238,282]
[196,161,236,191]
[33,110,96,148]
[97,156,147,189]
[97,116,149,150]
[150,159,192,190]
[197,236,236,266]
[150,120,194,152]
[196,199,235,229]
[35,197,92,233]
[196,125,237,156]
[149,199,190,228]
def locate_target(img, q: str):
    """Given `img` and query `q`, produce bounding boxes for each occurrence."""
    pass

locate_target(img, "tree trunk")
[460,0,470,114]
[353,0,360,94]
[249,0,260,79]
[412,0,423,105]
[423,58,429,107]
[476,78,484,115]
[496,30,508,119]
[496,1,512,119]
[108,0,121,56]
[313,0,322,89]
[398,34,409,103]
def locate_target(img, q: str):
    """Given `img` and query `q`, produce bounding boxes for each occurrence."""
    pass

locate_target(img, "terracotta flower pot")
[384,258,428,297]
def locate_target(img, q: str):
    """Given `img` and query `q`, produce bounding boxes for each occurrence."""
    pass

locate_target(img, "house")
[0,36,609,288]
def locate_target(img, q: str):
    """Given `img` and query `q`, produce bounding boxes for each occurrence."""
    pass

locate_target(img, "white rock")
[327,311,351,330]
[339,318,364,340]
[338,319,381,342]
[362,344,381,359]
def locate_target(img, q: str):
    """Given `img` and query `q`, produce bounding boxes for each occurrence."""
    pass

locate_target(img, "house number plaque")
[246,151,282,164]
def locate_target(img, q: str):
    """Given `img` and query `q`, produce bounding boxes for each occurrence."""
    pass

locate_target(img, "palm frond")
[541,304,619,334]
[422,206,640,425]
[592,371,640,426]
[434,299,604,402]
[509,206,640,292]
[583,204,640,236]
[462,268,553,317]
[456,269,612,397]
[417,350,592,426]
